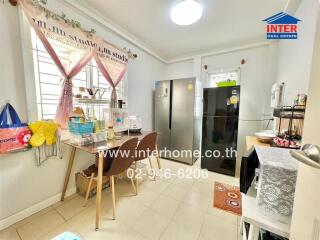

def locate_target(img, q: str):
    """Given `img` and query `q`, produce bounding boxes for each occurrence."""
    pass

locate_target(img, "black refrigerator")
[201,86,240,176]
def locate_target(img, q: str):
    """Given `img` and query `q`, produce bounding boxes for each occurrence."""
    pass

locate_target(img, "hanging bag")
[0,104,31,154]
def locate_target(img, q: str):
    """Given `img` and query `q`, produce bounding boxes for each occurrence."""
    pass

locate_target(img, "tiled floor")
[0,159,242,240]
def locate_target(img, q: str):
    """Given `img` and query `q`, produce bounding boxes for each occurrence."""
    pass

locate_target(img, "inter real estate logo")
[263,12,301,40]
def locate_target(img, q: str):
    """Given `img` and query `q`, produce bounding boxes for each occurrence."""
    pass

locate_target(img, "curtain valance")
[19,0,129,128]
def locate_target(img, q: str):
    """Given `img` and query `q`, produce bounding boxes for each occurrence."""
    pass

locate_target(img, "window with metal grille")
[208,69,240,88]
[31,30,125,120]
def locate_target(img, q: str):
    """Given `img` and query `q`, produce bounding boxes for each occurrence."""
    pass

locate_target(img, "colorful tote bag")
[0,104,31,154]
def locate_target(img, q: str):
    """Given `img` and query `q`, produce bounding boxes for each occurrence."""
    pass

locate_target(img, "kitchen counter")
[246,136,270,151]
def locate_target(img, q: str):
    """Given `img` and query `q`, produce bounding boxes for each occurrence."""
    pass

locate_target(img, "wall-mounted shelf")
[273,106,305,120]
[74,98,110,105]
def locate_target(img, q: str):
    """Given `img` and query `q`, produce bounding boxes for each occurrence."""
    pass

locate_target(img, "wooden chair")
[84,137,138,220]
[83,148,118,206]
[134,132,161,192]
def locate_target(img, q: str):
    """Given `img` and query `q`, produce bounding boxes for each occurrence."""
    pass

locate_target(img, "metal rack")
[273,105,305,149]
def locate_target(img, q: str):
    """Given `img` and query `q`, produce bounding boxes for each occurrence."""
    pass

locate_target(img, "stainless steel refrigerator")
[201,86,240,176]
[155,78,201,165]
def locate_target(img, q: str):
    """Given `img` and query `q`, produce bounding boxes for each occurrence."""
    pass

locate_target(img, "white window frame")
[18,8,128,122]
[206,68,241,88]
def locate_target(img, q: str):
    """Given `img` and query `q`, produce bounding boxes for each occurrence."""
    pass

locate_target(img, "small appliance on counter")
[128,116,142,133]
[270,82,285,108]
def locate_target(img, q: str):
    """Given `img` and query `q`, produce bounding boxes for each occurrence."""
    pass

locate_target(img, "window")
[208,69,240,88]
[31,30,125,120]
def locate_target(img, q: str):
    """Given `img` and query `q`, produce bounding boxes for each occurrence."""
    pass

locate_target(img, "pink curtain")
[19,0,94,128]
[19,0,128,128]
[94,54,127,107]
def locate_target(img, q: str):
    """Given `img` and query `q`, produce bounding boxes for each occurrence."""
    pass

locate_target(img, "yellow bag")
[29,121,58,147]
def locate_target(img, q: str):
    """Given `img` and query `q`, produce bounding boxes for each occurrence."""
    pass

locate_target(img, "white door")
[290,4,320,240]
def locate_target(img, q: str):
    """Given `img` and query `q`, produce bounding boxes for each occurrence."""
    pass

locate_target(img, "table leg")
[95,150,104,230]
[156,145,161,169]
[247,224,259,240]
[61,147,76,201]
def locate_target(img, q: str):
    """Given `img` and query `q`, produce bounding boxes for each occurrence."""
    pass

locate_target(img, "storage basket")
[75,172,109,198]
[68,121,94,135]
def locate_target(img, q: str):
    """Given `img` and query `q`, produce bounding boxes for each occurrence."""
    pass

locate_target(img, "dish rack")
[272,105,305,149]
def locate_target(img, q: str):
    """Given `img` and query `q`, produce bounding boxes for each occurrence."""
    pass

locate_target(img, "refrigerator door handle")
[169,80,173,129]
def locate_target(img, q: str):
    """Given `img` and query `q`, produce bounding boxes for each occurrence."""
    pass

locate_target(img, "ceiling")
[76,0,301,61]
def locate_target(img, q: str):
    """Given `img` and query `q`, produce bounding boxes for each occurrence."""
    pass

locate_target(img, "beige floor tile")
[206,207,238,225]
[38,222,78,240]
[17,209,65,240]
[149,195,180,218]
[129,188,160,207]
[192,178,214,193]
[83,228,146,240]
[52,193,78,208]
[172,177,196,190]
[124,229,148,240]
[183,190,211,212]
[200,214,238,240]
[66,204,97,236]
[101,198,147,229]
[0,226,20,240]
[55,195,93,220]
[13,206,53,229]
[84,228,123,240]
[131,209,171,240]
[113,179,137,198]
[172,203,205,236]
[162,184,189,201]
[139,179,171,194]
[197,236,206,240]
[159,220,201,240]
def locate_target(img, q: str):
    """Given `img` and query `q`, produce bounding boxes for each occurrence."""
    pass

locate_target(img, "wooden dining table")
[61,131,152,230]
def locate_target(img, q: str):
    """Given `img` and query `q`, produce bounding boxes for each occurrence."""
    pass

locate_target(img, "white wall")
[276,0,318,105]
[0,1,165,228]
[202,44,278,159]
[163,59,194,80]
[290,3,320,238]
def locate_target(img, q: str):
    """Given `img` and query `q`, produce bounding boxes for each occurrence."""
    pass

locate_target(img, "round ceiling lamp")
[171,0,203,26]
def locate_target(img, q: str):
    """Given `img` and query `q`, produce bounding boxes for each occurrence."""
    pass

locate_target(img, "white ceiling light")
[171,0,203,26]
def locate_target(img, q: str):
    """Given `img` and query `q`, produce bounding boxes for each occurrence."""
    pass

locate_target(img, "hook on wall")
[8,0,18,6]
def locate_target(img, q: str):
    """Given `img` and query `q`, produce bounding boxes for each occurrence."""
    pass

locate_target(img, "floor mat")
[213,181,242,216]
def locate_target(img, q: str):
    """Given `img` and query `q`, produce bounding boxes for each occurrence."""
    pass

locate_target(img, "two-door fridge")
[201,86,240,176]
[155,78,201,165]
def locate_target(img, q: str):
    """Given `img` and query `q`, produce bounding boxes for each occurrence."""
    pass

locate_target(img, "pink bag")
[0,104,31,154]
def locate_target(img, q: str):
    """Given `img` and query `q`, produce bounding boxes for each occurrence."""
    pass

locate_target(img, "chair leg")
[134,161,138,194]
[84,173,95,206]
[148,157,156,181]
[110,175,116,220]
[156,145,161,169]
[130,176,137,195]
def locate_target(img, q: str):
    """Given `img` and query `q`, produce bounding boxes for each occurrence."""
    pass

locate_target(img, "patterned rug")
[213,182,242,216]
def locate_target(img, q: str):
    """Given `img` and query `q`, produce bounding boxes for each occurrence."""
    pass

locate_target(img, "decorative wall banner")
[18,0,129,128]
